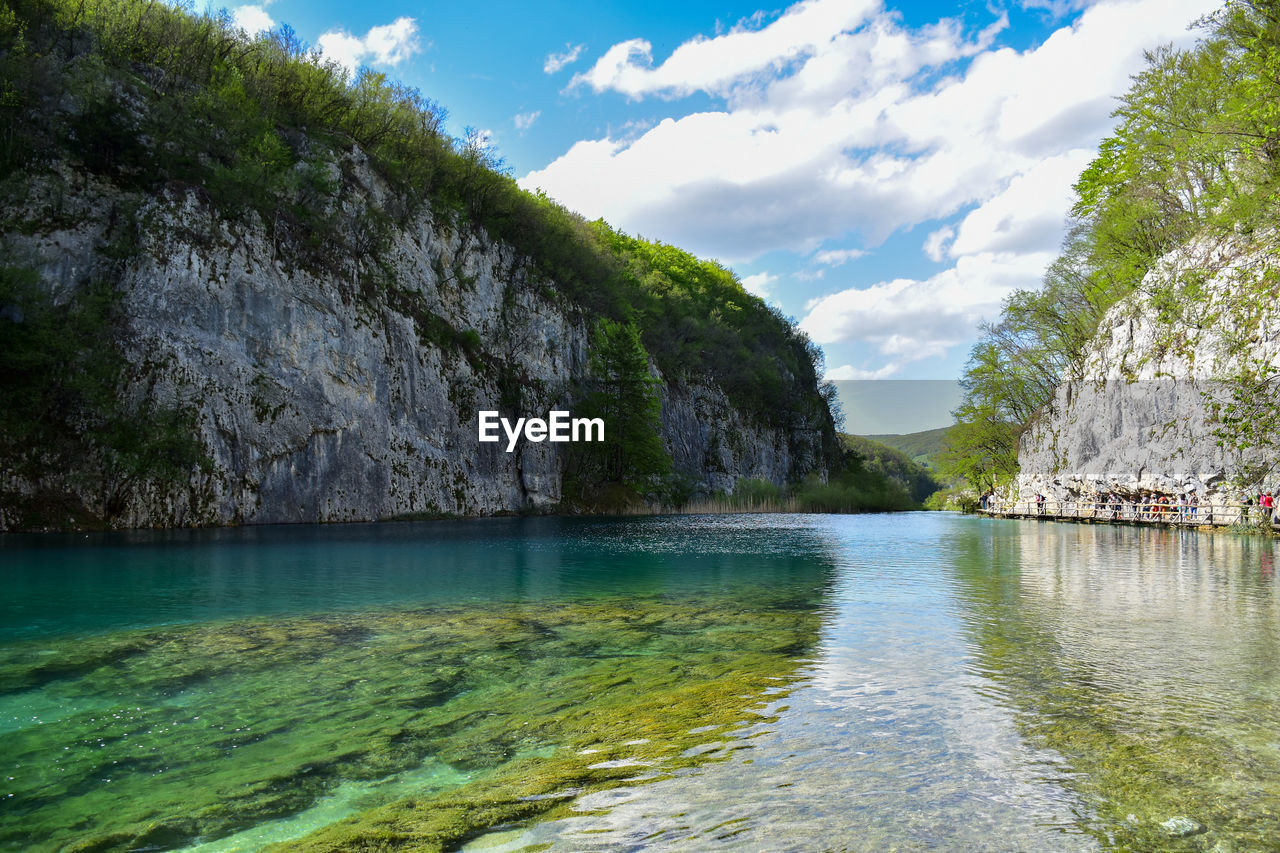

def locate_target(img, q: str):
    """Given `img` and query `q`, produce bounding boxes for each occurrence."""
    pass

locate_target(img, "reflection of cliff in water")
[948,519,1280,851]
[0,515,842,644]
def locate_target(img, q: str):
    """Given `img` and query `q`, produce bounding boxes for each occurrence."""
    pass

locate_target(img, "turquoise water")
[2,513,1279,851]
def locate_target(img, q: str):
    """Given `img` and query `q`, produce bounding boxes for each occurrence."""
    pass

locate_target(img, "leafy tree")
[937,342,1024,493]
[581,318,670,489]
[946,3,1280,489]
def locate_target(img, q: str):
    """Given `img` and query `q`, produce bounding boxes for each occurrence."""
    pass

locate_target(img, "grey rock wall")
[1014,233,1280,510]
[2,158,827,529]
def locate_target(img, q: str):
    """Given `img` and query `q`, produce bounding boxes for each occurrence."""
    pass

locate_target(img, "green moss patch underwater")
[0,594,820,852]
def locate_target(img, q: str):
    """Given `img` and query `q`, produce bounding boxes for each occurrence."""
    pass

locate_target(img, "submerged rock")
[1160,815,1205,838]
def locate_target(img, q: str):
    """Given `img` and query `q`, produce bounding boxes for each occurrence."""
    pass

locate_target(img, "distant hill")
[859,426,951,467]
[841,435,941,504]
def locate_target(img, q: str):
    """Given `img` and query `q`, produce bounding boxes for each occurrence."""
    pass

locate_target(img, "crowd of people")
[979,489,1280,527]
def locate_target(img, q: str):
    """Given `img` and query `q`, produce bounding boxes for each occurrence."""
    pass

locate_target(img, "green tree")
[938,342,1026,493]
[945,3,1280,488]
[583,318,670,489]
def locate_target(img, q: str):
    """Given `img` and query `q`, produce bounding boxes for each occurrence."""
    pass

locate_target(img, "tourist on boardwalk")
[1036,493,1045,515]
[1188,490,1199,521]
[1264,492,1275,525]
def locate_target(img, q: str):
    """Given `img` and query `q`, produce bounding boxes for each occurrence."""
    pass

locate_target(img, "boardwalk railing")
[979,500,1277,529]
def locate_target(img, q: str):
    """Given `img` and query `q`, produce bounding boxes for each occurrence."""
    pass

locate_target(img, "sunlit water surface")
[2,513,1278,851]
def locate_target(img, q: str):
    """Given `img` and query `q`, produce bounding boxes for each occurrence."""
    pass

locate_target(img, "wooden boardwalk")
[979,500,1277,531]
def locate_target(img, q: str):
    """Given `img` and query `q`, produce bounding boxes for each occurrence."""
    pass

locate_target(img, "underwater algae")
[0,593,820,852]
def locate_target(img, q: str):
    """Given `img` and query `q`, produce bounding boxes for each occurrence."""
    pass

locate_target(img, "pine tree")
[585,318,670,488]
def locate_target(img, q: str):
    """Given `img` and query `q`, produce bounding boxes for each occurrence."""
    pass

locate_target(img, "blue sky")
[208,0,1218,398]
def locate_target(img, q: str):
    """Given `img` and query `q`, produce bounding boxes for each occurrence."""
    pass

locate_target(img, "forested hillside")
[840,435,940,504]
[0,0,900,528]
[859,427,948,468]
[940,0,1280,493]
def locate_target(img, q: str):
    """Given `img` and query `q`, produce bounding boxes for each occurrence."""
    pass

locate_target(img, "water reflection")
[483,514,1098,852]
[3,514,1278,851]
[0,516,838,643]
[950,518,1280,851]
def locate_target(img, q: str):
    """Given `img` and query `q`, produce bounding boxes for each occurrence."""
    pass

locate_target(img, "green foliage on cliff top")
[944,0,1280,492]
[0,0,836,445]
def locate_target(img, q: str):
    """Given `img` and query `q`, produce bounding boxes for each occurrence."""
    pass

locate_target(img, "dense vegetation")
[0,0,832,428]
[708,464,917,514]
[0,0,914,516]
[941,0,1280,493]
[840,435,940,504]
[859,427,949,469]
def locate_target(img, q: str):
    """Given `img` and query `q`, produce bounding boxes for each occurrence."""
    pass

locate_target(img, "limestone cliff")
[1014,232,1280,509]
[0,154,829,530]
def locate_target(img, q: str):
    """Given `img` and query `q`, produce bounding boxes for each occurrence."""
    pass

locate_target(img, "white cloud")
[814,248,866,265]
[923,226,954,262]
[545,43,587,74]
[524,0,1216,376]
[514,111,541,131]
[799,250,1055,366]
[317,16,422,76]
[570,0,880,99]
[826,362,902,379]
[525,0,1213,265]
[231,4,274,35]
[740,271,777,297]
[947,149,1095,257]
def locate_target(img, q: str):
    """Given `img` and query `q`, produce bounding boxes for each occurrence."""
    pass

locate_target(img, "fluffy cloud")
[740,271,777,297]
[317,17,421,76]
[800,250,1056,372]
[545,43,587,74]
[523,0,1216,375]
[826,363,901,379]
[230,4,274,35]
[570,0,881,99]
[527,0,1211,264]
[814,248,866,265]
[947,149,1095,257]
[923,226,954,263]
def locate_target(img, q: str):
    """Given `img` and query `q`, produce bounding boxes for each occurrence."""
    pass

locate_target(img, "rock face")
[1014,233,1280,509]
[2,158,828,529]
